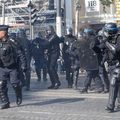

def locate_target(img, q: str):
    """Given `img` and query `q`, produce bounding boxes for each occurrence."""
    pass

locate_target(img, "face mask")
[47,30,52,36]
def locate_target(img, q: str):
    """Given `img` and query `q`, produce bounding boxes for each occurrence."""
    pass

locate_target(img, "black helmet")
[104,23,118,37]
[34,32,42,38]
[17,29,26,37]
[46,25,55,35]
[83,28,95,35]
[66,27,73,35]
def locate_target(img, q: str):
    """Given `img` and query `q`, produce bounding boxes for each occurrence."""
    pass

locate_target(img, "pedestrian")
[0,25,26,109]
[31,32,48,82]
[78,28,104,93]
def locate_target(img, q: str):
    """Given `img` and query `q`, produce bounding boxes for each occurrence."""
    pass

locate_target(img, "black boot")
[0,82,10,109]
[12,85,22,106]
[80,88,88,94]
[54,82,61,89]
[48,85,55,89]
[43,68,47,81]
[1,102,10,109]
[36,69,41,82]
[0,94,10,109]
[105,106,114,113]
[116,104,120,110]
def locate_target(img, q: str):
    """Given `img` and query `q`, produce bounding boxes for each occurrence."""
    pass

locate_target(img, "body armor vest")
[0,40,16,67]
[63,36,75,54]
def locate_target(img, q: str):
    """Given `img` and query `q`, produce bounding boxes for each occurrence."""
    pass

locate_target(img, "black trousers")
[0,67,21,104]
[84,70,103,90]
[99,65,109,91]
[35,68,47,81]
[48,53,60,86]
[64,57,74,86]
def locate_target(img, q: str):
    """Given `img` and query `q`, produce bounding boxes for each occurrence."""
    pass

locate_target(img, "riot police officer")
[16,29,31,91]
[95,23,120,112]
[95,30,110,93]
[45,25,61,89]
[69,32,83,89]
[0,25,26,109]
[62,27,77,88]
[31,32,48,82]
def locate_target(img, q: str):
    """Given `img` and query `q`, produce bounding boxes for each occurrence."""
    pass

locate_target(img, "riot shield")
[77,39,98,70]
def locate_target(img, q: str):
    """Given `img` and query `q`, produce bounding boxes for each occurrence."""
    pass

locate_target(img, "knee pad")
[110,74,117,86]
[114,68,120,77]
[110,76,116,87]
[110,68,120,86]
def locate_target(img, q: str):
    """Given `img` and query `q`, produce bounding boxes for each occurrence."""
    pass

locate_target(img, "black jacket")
[62,35,77,57]
[0,37,26,69]
[46,33,61,55]
[93,35,120,66]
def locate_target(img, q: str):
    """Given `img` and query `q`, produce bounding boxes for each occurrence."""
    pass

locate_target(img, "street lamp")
[0,0,7,24]
[75,0,81,37]
[28,0,34,40]
[56,0,62,37]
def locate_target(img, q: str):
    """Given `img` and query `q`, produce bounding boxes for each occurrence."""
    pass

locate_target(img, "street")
[0,73,120,120]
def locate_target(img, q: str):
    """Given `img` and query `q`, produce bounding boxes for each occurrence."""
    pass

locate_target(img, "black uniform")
[46,26,61,89]
[0,26,26,109]
[16,30,31,91]
[92,35,110,93]
[95,23,120,112]
[62,34,77,88]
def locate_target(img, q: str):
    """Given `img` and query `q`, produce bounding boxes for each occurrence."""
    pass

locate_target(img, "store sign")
[85,0,100,12]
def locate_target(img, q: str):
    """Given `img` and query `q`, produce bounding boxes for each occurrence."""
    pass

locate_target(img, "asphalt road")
[0,73,120,120]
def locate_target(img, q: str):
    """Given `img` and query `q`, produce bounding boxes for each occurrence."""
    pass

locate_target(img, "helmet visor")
[105,28,118,35]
